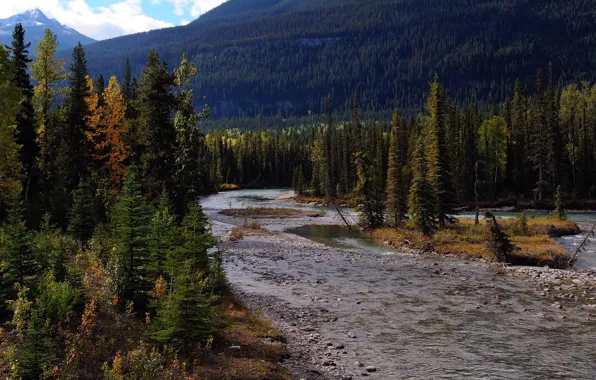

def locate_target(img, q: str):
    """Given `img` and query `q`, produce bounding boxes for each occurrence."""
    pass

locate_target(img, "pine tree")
[0,198,34,297]
[136,50,177,201]
[386,109,407,228]
[408,138,437,236]
[64,42,92,187]
[0,44,23,203]
[173,54,211,209]
[150,265,216,351]
[529,69,549,200]
[15,308,55,378]
[484,212,515,262]
[68,181,96,244]
[426,75,458,227]
[9,24,38,189]
[554,185,567,220]
[150,189,175,276]
[94,74,105,108]
[112,167,153,309]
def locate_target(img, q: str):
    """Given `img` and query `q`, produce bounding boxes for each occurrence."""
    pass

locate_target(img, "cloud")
[0,0,174,40]
[153,0,227,18]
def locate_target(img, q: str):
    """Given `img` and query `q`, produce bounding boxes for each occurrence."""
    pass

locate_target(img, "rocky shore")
[204,190,596,379]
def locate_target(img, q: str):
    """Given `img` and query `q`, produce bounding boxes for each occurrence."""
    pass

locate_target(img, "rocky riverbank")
[203,189,596,379]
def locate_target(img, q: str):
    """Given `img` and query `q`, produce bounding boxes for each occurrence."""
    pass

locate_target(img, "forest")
[0,25,294,379]
[1,11,596,377]
[79,0,596,118]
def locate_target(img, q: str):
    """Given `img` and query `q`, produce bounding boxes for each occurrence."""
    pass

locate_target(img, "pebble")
[348,331,357,338]
[365,366,377,372]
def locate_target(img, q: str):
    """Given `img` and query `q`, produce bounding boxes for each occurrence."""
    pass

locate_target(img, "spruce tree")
[484,212,515,262]
[136,50,176,201]
[150,189,175,276]
[408,139,437,236]
[386,109,407,228]
[0,44,23,203]
[15,308,55,379]
[9,24,38,188]
[426,75,458,227]
[150,265,215,351]
[94,73,105,108]
[68,181,96,244]
[554,185,567,220]
[112,167,153,309]
[0,198,34,299]
[64,42,92,187]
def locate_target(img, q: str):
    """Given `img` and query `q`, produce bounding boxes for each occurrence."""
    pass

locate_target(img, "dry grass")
[196,297,291,380]
[219,183,241,191]
[371,217,579,268]
[220,207,324,219]
[229,224,276,241]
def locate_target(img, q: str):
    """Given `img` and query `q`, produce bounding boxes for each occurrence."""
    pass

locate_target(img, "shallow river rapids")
[203,189,596,379]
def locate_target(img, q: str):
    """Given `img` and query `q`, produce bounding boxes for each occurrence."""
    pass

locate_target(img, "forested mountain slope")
[80,0,596,117]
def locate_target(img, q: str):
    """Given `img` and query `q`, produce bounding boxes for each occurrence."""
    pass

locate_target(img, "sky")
[0,0,227,40]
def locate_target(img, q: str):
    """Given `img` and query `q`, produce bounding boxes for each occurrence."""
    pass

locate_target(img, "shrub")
[511,210,529,236]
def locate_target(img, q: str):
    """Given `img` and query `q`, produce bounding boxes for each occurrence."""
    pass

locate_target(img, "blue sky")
[0,0,228,40]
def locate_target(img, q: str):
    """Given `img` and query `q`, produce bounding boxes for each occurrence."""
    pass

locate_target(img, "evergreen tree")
[64,42,92,187]
[150,266,216,351]
[68,181,96,244]
[554,185,567,220]
[15,308,55,379]
[112,167,153,308]
[426,75,457,227]
[0,44,23,203]
[484,211,515,262]
[136,50,177,201]
[94,73,105,107]
[150,189,175,276]
[386,109,407,227]
[0,198,34,299]
[408,138,437,235]
[9,24,38,190]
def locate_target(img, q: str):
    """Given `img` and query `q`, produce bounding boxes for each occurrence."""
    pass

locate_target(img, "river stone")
[365,366,377,372]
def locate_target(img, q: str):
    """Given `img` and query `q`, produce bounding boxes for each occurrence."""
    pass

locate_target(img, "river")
[203,189,596,379]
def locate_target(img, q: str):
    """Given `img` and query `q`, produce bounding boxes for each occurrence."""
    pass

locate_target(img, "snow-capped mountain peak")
[0,9,95,49]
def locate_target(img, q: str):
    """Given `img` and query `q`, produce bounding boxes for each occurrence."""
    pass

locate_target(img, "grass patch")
[371,217,579,268]
[219,183,242,191]
[196,296,291,380]
[220,207,324,219]
[229,223,276,241]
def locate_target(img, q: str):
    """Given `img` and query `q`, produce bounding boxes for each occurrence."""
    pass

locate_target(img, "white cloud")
[153,0,227,18]
[0,0,174,40]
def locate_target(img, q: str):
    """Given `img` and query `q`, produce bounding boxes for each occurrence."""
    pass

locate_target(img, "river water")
[203,189,596,379]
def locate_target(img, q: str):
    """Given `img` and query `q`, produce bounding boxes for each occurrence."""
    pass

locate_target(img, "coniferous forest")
[1,9,596,378]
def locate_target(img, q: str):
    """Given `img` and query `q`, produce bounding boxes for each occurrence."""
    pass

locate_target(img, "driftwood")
[568,221,596,267]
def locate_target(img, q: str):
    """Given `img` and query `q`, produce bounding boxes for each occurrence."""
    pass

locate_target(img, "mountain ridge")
[0,9,95,51]
[66,0,596,117]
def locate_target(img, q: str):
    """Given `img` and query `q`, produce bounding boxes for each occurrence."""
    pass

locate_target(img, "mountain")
[78,0,596,118]
[0,9,95,50]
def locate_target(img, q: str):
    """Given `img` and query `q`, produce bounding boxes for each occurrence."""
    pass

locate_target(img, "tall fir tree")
[0,198,35,301]
[426,75,457,227]
[408,138,438,236]
[64,42,92,188]
[0,44,23,204]
[386,109,408,227]
[112,167,153,309]
[9,24,38,193]
[136,50,177,201]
